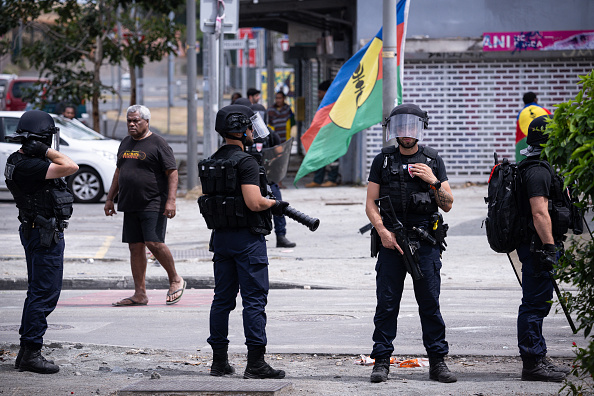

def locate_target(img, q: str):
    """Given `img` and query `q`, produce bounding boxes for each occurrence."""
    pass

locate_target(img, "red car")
[3,77,47,111]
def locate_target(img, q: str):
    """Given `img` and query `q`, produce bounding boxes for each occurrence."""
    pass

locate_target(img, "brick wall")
[364,58,594,184]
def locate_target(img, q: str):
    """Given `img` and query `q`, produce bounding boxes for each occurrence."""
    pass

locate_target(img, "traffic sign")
[223,39,258,50]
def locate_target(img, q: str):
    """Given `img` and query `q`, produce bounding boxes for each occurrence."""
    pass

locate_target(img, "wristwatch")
[430,180,441,191]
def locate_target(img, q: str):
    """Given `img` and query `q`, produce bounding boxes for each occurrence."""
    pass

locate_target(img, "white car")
[0,111,119,203]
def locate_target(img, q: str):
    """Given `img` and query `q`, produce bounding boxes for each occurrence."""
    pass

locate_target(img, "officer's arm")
[529,196,555,245]
[242,184,276,212]
[433,181,454,212]
[45,148,79,179]
[365,182,402,253]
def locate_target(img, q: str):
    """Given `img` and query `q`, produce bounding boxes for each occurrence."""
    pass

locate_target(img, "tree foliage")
[0,0,185,131]
[544,70,594,394]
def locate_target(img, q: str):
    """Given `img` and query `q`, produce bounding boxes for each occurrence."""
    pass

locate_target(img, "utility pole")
[382,0,397,147]
[186,0,198,190]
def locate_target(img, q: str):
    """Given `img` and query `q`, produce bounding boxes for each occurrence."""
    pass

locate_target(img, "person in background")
[515,92,551,161]
[266,91,294,143]
[247,88,261,105]
[61,104,76,120]
[231,92,242,104]
[305,80,339,188]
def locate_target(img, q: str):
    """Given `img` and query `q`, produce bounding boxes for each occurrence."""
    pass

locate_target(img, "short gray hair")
[127,104,151,122]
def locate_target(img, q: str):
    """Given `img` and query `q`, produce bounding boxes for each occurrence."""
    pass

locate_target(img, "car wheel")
[68,166,104,203]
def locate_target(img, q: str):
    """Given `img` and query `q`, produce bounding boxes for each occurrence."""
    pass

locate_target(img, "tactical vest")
[5,152,74,228]
[378,145,440,228]
[197,149,272,235]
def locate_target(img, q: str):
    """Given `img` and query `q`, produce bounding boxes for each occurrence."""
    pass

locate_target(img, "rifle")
[375,196,424,281]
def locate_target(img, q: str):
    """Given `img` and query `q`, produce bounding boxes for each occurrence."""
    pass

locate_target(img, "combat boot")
[429,357,457,383]
[522,356,566,382]
[19,346,59,374]
[243,346,285,379]
[542,356,571,375]
[210,346,235,376]
[276,235,296,248]
[15,345,54,369]
[370,357,390,383]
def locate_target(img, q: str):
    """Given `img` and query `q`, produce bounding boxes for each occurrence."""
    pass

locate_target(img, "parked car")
[3,77,87,119]
[0,111,119,203]
[0,74,17,111]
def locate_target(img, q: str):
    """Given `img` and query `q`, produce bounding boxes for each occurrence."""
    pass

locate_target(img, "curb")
[0,276,336,291]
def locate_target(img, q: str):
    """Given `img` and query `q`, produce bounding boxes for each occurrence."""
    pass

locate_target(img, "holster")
[371,227,381,257]
[34,215,57,248]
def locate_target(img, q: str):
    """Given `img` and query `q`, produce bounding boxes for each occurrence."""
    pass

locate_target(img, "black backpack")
[484,153,527,253]
[484,153,581,254]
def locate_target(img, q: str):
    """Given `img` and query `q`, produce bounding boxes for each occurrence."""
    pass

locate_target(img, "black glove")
[537,243,557,272]
[22,140,49,158]
[271,200,289,216]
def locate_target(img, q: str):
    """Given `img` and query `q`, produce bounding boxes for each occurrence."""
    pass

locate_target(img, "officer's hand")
[408,163,437,184]
[378,228,403,254]
[22,140,49,158]
[104,200,117,216]
[271,200,289,216]
[537,244,557,272]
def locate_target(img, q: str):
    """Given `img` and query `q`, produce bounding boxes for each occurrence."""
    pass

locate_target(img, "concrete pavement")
[0,184,590,394]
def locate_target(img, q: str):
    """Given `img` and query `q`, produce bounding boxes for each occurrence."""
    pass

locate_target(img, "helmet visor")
[386,114,424,142]
[250,112,270,139]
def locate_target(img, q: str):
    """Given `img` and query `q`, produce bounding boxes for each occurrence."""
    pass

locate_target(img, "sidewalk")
[0,185,589,395]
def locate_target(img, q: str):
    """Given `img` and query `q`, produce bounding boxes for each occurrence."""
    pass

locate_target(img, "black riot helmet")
[215,104,269,142]
[383,103,429,142]
[7,110,59,146]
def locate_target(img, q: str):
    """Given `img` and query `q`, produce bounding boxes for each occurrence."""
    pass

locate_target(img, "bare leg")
[145,241,184,302]
[113,242,149,305]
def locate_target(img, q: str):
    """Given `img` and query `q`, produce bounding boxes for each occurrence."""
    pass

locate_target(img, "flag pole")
[382,0,398,147]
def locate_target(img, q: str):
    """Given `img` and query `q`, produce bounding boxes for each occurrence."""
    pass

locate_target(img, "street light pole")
[186,0,198,190]
[382,0,397,147]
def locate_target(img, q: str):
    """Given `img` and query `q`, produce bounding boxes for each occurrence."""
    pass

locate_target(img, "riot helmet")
[7,110,59,146]
[215,104,269,142]
[233,97,252,107]
[383,103,429,142]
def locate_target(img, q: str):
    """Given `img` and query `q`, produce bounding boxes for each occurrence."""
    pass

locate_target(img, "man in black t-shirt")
[5,110,78,374]
[515,116,570,382]
[365,104,456,384]
[104,105,185,307]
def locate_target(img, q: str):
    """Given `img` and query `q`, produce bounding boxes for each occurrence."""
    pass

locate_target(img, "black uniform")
[5,152,73,352]
[199,145,273,349]
[368,145,450,359]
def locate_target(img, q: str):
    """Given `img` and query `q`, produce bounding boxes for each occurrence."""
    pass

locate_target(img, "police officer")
[4,110,78,374]
[246,103,296,248]
[365,103,456,383]
[198,104,286,379]
[516,115,571,382]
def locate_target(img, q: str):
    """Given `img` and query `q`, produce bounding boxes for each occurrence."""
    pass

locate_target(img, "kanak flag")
[295,0,410,184]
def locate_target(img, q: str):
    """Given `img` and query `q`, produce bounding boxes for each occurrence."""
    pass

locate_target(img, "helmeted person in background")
[516,115,571,382]
[246,103,296,248]
[365,103,456,383]
[198,104,287,379]
[516,92,551,162]
[4,110,78,374]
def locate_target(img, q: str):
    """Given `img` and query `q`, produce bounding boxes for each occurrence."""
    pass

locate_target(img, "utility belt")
[371,212,448,257]
[20,215,67,247]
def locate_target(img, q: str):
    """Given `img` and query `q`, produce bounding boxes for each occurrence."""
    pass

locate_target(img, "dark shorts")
[122,211,167,243]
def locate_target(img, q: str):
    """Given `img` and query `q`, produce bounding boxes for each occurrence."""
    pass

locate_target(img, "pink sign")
[483,30,594,52]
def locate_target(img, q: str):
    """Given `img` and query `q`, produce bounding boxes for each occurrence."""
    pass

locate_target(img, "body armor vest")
[378,145,440,228]
[198,149,272,234]
[5,152,74,228]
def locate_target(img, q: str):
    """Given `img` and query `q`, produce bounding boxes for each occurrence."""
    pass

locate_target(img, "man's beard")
[397,137,417,149]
